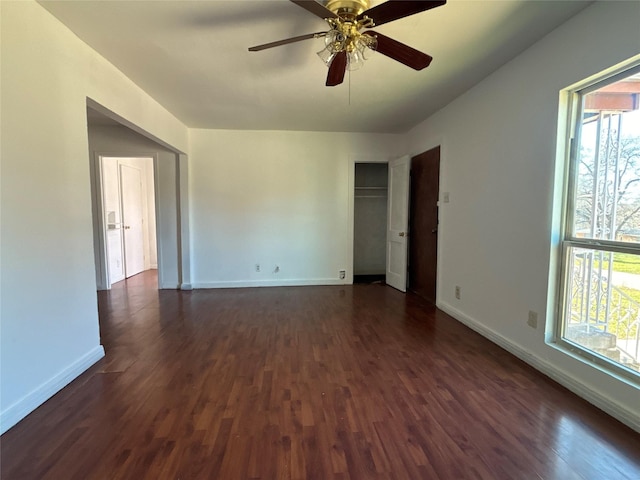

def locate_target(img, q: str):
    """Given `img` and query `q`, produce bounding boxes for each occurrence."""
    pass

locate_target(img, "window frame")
[556,62,640,382]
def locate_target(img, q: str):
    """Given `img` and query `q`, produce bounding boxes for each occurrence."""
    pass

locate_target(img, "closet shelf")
[355,186,387,199]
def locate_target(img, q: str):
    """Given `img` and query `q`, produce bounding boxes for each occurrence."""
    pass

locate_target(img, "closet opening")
[353,162,389,284]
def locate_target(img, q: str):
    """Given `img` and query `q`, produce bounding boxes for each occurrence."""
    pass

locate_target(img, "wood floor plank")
[2,270,639,479]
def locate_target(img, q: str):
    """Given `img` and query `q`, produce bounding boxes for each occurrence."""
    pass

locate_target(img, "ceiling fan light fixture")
[318,18,377,71]
[317,46,338,66]
[347,48,364,71]
[324,29,338,47]
[359,34,377,59]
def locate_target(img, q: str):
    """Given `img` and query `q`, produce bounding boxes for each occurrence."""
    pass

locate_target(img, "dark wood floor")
[2,271,639,479]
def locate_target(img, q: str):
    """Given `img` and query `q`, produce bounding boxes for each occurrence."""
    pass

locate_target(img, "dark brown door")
[408,146,440,303]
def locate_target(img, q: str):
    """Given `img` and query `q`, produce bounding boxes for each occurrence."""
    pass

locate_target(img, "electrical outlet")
[339,270,346,280]
[455,285,461,299]
[443,192,450,203]
[528,311,538,329]
[255,264,260,273]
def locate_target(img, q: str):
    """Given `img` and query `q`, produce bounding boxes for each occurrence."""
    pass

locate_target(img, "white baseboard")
[437,301,640,433]
[193,278,345,289]
[0,345,105,435]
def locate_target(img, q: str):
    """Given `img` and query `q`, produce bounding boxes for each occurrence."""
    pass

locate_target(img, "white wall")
[0,1,188,433]
[406,1,640,430]
[88,126,181,288]
[189,130,404,287]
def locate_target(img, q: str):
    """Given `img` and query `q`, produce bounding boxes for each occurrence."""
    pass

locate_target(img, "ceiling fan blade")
[358,1,446,27]
[248,32,327,52]
[364,31,432,70]
[290,0,338,19]
[326,51,347,86]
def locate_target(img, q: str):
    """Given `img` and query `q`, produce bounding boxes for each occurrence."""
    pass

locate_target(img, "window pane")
[572,73,640,243]
[564,247,640,372]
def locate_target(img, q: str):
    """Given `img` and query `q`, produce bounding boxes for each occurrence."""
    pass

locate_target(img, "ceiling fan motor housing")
[325,0,370,18]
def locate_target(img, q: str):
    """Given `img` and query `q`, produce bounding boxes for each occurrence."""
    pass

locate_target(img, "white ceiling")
[40,0,591,133]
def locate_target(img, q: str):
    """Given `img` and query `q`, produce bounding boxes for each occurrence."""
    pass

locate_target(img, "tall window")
[559,65,640,379]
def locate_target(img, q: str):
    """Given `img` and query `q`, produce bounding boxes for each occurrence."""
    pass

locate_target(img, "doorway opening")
[353,162,389,284]
[99,156,159,288]
[87,100,189,292]
[350,148,441,302]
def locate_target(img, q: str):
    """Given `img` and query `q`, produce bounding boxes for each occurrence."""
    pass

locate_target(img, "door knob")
[399,232,406,237]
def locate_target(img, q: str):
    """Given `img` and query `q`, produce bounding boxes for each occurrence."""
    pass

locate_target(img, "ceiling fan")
[248,0,447,87]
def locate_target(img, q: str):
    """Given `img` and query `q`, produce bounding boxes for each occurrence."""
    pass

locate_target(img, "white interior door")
[105,213,125,284]
[386,155,411,292]
[120,164,145,278]
[101,158,125,285]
